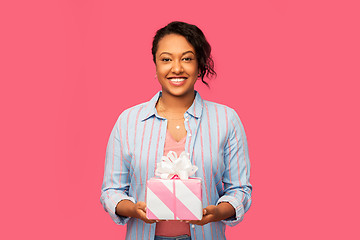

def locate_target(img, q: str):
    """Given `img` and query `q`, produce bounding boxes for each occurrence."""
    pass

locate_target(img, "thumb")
[203,205,216,215]
[137,201,147,212]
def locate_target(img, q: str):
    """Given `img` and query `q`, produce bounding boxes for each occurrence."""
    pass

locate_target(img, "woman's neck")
[159,91,195,112]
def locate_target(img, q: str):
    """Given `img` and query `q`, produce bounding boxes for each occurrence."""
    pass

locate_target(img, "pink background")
[1,0,359,239]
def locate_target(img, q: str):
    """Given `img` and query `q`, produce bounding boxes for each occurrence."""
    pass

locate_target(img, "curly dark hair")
[152,21,216,86]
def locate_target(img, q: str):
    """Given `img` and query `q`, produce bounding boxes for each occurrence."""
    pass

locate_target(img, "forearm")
[217,202,236,220]
[115,199,136,218]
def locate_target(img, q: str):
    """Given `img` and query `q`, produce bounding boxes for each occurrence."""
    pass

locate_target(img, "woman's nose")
[171,60,183,74]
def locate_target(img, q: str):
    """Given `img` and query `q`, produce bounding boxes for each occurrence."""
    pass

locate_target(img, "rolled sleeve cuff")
[216,195,245,226]
[101,192,135,225]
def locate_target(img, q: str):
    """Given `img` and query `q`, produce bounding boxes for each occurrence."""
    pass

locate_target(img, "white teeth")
[170,78,186,82]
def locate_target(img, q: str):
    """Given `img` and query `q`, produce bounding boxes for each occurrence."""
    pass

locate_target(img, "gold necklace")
[157,98,184,129]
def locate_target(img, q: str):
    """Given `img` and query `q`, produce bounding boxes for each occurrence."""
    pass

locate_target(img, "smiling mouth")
[169,78,186,83]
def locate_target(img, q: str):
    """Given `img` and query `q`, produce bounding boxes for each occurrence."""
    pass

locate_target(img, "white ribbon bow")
[155,151,198,180]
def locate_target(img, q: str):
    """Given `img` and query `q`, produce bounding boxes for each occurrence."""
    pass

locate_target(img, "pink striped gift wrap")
[146,177,203,220]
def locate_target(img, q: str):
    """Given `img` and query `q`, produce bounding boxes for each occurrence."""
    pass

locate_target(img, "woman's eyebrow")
[182,51,195,55]
[159,50,195,56]
[159,52,172,56]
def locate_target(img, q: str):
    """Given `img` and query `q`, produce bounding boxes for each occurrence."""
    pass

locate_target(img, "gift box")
[146,151,202,220]
[146,177,202,220]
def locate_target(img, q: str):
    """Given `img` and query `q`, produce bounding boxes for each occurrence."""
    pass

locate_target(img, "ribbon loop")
[155,151,198,180]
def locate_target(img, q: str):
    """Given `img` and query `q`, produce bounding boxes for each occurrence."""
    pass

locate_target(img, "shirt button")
[188,133,192,137]
[192,224,195,229]
[185,118,189,122]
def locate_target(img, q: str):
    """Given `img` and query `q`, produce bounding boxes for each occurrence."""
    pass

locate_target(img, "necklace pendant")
[176,125,180,129]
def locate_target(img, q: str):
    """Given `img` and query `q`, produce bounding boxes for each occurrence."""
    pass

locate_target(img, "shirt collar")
[186,90,203,119]
[141,90,204,121]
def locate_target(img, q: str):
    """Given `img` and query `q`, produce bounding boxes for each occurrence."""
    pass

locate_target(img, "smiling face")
[155,34,199,98]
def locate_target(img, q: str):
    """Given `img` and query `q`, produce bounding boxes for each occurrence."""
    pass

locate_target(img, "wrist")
[217,202,235,220]
[116,199,136,218]
[130,202,139,218]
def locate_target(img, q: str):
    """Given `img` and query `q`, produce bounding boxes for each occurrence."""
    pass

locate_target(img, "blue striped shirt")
[100,91,252,240]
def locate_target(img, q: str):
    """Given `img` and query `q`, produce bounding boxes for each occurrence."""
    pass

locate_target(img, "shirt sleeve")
[216,108,252,226]
[100,115,135,225]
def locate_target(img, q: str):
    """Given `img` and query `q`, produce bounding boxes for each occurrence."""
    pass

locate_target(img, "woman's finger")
[200,214,213,225]
[138,211,156,223]
[203,209,207,215]
[189,214,214,226]
[138,209,150,220]
[136,201,147,211]
[203,205,216,215]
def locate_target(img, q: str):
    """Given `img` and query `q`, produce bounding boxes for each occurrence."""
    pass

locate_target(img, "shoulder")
[121,102,148,116]
[116,91,160,122]
[202,100,240,120]
[115,101,149,124]
[202,100,245,135]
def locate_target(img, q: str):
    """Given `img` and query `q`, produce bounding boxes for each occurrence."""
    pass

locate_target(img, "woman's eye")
[182,57,192,61]
[161,58,171,62]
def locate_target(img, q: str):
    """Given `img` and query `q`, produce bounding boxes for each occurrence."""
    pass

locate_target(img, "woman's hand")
[188,202,235,226]
[116,200,156,224]
[132,201,157,224]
